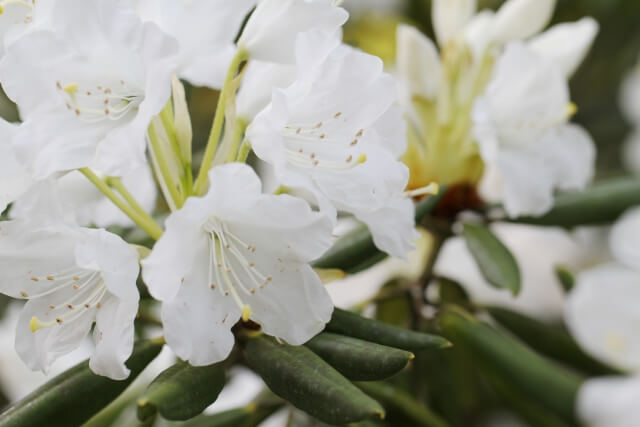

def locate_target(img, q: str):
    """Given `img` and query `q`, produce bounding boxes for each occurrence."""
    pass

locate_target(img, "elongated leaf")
[137,360,226,421]
[313,190,446,273]
[487,306,617,376]
[327,308,451,352]
[244,335,384,425]
[439,307,583,423]
[0,339,163,427]
[306,332,414,381]
[462,223,521,295]
[513,177,640,227]
[356,382,449,427]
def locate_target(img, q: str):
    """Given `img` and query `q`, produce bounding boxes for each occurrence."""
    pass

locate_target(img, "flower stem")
[194,49,248,195]
[147,122,184,209]
[236,139,252,163]
[79,168,163,240]
[227,118,248,162]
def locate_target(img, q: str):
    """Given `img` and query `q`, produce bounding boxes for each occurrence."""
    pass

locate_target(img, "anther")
[66,304,73,310]
[210,283,216,290]
[49,305,55,309]
[30,276,39,282]
[334,112,342,118]
[250,288,256,294]
[56,317,63,324]
[46,275,54,281]
[84,304,90,308]
[296,128,301,134]
[346,155,353,162]
[20,291,28,298]
[356,129,364,137]
[319,134,325,139]
[314,122,323,129]
[350,139,358,146]
[72,285,79,290]
[73,276,80,281]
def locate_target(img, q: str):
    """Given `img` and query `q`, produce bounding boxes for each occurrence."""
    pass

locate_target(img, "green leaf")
[554,266,575,292]
[0,339,163,427]
[305,332,414,381]
[326,308,451,352]
[462,223,521,295]
[355,382,450,427]
[487,306,617,376]
[137,360,226,421]
[313,189,446,273]
[244,335,384,425]
[512,177,640,227]
[439,307,583,423]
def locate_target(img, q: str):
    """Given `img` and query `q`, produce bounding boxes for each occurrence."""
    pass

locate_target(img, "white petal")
[356,197,419,260]
[137,0,255,89]
[577,376,640,427]
[493,147,555,218]
[396,24,441,101]
[609,207,640,271]
[237,61,297,120]
[528,17,599,77]
[245,264,333,345]
[491,0,556,44]
[15,293,96,373]
[0,120,31,213]
[431,0,476,47]
[565,263,640,372]
[142,201,210,302]
[537,124,595,191]
[75,229,140,302]
[0,221,79,299]
[238,0,348,64]
[161,262,241,366]
[90,295,138,380]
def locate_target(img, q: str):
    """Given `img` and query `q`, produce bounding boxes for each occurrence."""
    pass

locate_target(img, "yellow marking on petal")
[29,316,39,332]
[0,5,4,14]
[357,153,367,164]
[63,83,78,95]
[241,305,251,322]
[314,268,346,284]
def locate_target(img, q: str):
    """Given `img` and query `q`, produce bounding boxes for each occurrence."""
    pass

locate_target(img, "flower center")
[281,113,368,171]
[56,79,144,124]
[24,267,107,332]
[202,216,272,322]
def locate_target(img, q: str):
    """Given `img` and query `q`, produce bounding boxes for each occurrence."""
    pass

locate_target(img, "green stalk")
[226,118,248,163]
[147,122,184,209]
[194,49,248,195]
[78,168,163,240]
[236,139,252,163]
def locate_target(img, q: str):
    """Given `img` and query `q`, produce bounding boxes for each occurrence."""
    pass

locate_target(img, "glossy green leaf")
[313,190,446,273]
[137,360,226,421]
[462,223,521,295]
[513,177,640,227]
[244,335,384,425]
[305,332,414,381]
[487,306,617,376]
[356,382,450,427]
[0,339,163,427]
[181,404,282,427]
[439,307,583,423]
[327,308,451,351]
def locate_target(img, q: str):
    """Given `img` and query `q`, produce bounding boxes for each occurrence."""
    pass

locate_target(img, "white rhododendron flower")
[142,164,334,366]
[472,42,595,217]
[136,0,256,89]
[0,0,55,57]
[565,207,640,372]
[0,0,178,178]
[577,376,640,427]
[10,164,157,228]
[249,37,417,259]
[0,118,31,214]
[0,215,140,380]
[238,0,348,64]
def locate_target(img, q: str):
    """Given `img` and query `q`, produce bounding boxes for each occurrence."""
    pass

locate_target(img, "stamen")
[403,182,440,198]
